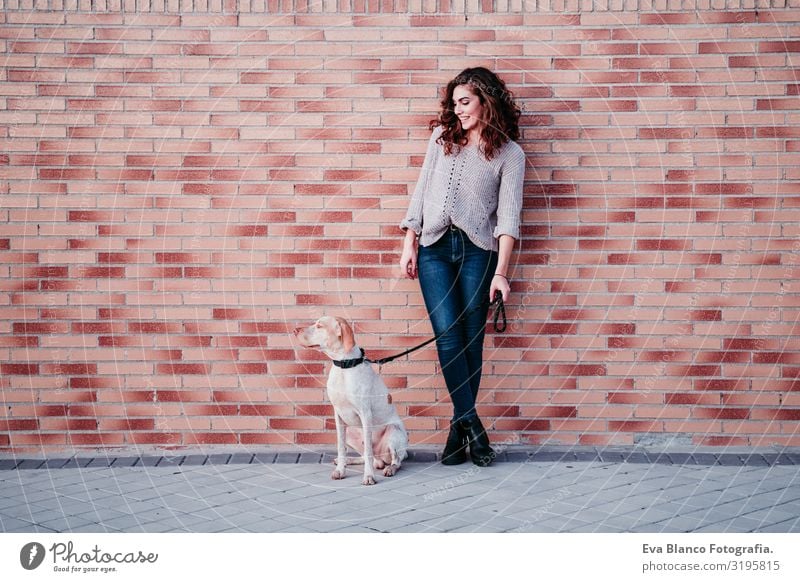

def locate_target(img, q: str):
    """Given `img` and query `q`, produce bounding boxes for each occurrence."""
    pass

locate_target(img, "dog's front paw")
[383,464,398,477]
[361,474,376,486]
[331,469,345,480]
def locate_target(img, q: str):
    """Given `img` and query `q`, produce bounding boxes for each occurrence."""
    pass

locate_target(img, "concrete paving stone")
[1,518,40,532]
[512,521,566,533]
[223,510,283,529]
[55,501,97,518]
[684,505,750,523]
[4,518,48,534]
[741,454,769,466]
[714,519,764,533]
[92,516,146,532]
[752,520,800,533]
[82,465,115,479]
[408,450,437,463]
[652,499,701,515]
[622,452,650,464]
[55,523,112,533]
[643,452,671,464]
[739,495,796,515]
[571,452,598,462]
[42,458,71,469]
[404,515,460,533]
[156,498,214,514]
[505,451,531,462]
[739,507,798,529]
[716,455,745,466]
[648,485,706,504]
[76,508,132,524]
[67,491,120,509]
[690,453,722,465]
[110,500,170,516]
[528,517,578,532]
[666,453,693,465]
[321,453,339,464]
[598,514,656,530]
[723,483,774,501]
[110,457,140,468]
[38,515,96,532]
[438,515,488,533]
[298,453,324,464]
[330,525,387,533]
[63,458,95,469]
[772,509,800,529]
[0,460,20,470]
[56,482,95,497]
[156,456,184,467]
[630,523,688,533]
[14,488,62,504]
[138,457,161,467]
[0,495,24,512]
[0,482,24,496]
[363,509,442,528]
[180,455,206,466]
[169,506,237,522]
[269,524,318,533]
[540,451,576,463]
[248,453,277,465]
[203,454,231,465]
[241,519,297,533]
[574,522,630,532]
[16,460,46,470]
[655,516,709,531]
[296,501,377,521]
[145,520,196,533]
[478,515,530,532]
[575,507,628,524]
[598,451,626,463]
[629,506,683,524]
[303,517,366,533]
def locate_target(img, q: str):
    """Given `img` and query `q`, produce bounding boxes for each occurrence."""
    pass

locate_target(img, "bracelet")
[494,273,509,281]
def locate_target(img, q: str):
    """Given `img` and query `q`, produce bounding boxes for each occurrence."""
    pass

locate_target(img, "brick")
[0,11,797,455]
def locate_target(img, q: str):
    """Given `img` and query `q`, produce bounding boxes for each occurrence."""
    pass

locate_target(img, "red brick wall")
[2,2,800,454]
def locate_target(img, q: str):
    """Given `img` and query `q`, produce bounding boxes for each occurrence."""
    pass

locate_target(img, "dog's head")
[293,316,355,357]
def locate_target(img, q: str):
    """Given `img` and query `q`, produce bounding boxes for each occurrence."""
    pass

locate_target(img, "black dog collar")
[332,348,367,369]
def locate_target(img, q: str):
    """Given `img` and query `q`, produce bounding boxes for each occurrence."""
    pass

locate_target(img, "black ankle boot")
[459,416,495,467]
[441,420,467,465]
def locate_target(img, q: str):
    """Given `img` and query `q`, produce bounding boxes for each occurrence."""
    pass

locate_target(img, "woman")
[399,67,525,467]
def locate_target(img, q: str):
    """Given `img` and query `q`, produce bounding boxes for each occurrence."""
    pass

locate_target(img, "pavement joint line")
[2,447,799,471]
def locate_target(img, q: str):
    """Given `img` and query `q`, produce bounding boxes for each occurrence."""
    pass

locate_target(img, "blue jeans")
[418,226,498,422]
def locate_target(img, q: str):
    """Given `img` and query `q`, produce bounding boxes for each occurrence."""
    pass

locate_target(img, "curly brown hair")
[430,67,522,161]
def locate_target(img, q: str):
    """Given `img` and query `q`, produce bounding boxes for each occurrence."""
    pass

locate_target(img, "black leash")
[351,293,506,367]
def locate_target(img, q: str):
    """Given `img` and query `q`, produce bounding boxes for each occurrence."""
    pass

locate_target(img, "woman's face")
[452,84,484,135]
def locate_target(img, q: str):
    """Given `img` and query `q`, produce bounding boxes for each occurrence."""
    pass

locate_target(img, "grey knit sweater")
[400,125,526,252]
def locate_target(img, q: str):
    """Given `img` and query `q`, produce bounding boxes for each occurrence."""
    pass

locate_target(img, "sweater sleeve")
[400,126,442,234]
[493,144,526,241]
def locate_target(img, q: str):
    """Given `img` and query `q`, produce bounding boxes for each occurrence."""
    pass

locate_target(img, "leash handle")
[491,292,507,333]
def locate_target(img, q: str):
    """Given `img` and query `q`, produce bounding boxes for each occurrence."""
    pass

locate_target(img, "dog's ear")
[334,317,355,352]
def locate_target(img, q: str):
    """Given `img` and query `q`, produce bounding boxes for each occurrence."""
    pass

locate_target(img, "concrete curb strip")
[2,448,799,470]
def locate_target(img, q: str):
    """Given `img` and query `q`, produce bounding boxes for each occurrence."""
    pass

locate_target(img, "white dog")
[294,316,409,485]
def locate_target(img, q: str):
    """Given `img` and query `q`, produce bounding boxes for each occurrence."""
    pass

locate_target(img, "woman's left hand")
[490,274,511,304]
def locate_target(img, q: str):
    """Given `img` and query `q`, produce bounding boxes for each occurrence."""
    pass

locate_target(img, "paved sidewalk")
[1,448,799,533]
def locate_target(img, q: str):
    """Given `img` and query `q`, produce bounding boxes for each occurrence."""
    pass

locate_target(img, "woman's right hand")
[399,231,418,279]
